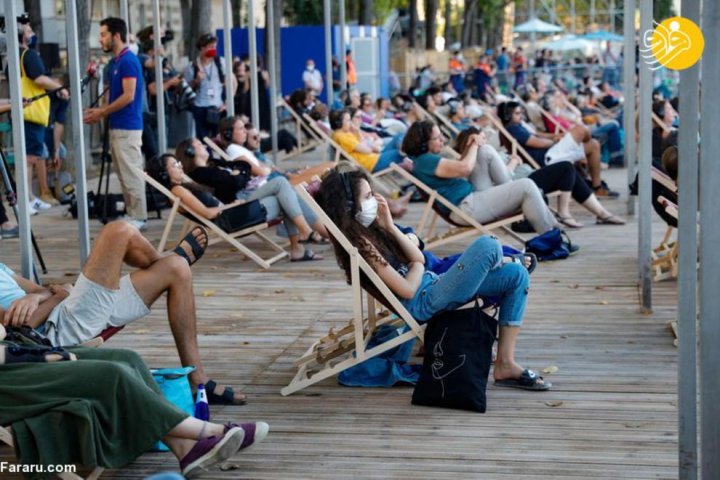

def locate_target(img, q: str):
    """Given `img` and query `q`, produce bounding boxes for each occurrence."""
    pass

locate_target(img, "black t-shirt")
[5,48,46,80]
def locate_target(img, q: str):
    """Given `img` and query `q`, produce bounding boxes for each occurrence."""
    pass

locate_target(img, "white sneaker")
[127,218,148,231]
[30,197,52,211]
[29,205,39,216]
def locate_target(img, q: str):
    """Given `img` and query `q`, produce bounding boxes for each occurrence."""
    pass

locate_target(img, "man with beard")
[84,17,147,230]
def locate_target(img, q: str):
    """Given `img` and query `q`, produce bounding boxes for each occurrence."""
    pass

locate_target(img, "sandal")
[205,379,247,405]
[506,252,538,275]
[172,226,209,266]
[596,214,626,225]
[557,215,584,229]
[2,345,76,364]
[494,369,551,391]
[298,231,328,245]
[290,249,324,262]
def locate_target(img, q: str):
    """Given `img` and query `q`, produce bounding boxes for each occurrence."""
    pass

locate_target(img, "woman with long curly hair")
[316,168,550,391]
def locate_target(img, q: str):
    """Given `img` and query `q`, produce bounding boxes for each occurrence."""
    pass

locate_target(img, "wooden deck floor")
[0,166,680,479]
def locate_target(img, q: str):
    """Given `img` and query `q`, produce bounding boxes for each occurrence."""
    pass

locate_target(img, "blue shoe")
[1,226,19,239]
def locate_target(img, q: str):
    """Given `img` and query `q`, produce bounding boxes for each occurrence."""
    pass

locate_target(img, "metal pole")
[623,0,636,215]
[223,0,235,117]
[339,0,347,91]
[267,0,279,162]
[677,0,700,476]
[571,0,576,35]
[590,0,596,26]
[65,0,91,264]
[609,0,615,33]
[637,0,652,312]
[152,0,166,153]
[247,0,260,126]
[699,0,720,475]
[529,0,536,52]
[5,0,32,278]
[324,0,334,106]
[120,0,129,28]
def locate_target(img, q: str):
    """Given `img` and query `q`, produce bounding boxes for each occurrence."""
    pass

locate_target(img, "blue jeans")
[373,134,405,172]
[592,121,623,162]
[401,236,529,326]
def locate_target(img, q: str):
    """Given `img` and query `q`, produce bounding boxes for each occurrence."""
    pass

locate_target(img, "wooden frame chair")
[299,113,405,196]
[138,168,288,269]
[388,163,526,249]
[276,98,325,161]
[650,167,679,281]
[282,185,426,396]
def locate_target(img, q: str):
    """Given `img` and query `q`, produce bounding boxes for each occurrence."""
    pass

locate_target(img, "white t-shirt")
[302,69,323,94]
[226,143,260,164]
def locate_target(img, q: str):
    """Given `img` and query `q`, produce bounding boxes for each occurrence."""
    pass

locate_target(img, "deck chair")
[203,135,335,187]
[0,325,124,480]
[276,98,324,161]
[650,167,679,281]
[388,163,526,249]
[281,184,427,396]
[510,92,568,135]
[299,113,405,196]
[138,167,288,269]
[431,109,461,139]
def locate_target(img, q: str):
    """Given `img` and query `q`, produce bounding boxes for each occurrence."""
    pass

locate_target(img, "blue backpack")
[525,227,570,262]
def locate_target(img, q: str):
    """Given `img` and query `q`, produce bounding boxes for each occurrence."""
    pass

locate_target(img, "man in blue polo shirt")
[84,17,147,230]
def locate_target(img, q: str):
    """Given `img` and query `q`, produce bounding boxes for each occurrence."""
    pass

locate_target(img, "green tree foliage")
[284,0,325,25]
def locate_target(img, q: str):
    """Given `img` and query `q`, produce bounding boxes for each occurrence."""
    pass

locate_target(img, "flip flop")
[290,249,324,262]
[298,231,329,245]
[205,379,247,405]
[596,214,626,225]
[494,368,551,391]
[506,252,538,275]
[557,215,584,229]
[172,226,209,266]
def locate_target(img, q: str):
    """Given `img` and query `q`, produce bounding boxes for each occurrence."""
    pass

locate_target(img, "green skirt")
[0,347,187,473]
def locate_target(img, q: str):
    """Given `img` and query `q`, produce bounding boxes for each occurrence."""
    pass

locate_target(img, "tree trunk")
[358,0,373,25]
[461,0,476,48]
[232,0,243,27]
[408,0,418,48]
[25,0,43,42]
[443,0,452,49]
[180,0,192,59]
[424,0,437,50]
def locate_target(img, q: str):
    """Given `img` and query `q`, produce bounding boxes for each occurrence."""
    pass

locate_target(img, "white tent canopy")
[542,35,595,55]
[513,17,564,34]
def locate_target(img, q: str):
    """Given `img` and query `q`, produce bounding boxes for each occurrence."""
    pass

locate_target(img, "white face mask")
[307,65,315,71]
[355,197,378,228]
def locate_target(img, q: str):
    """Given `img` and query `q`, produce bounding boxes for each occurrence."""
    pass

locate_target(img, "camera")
[174,76,196,112]
[0,13,30,32]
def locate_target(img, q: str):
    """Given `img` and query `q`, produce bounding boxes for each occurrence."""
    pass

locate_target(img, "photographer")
[183,33,236,141]
[9,16,69,213]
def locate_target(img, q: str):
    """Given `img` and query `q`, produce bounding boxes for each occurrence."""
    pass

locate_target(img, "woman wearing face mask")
[302,59,323,97]
[183,33,235,140]
[316,168,550,391]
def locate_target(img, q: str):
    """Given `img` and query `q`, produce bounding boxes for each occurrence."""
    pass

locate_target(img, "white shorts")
[544,133,586,165]
[45,273,150,347]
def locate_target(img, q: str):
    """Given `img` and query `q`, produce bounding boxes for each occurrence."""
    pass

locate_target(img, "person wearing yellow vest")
[15,21,69,212]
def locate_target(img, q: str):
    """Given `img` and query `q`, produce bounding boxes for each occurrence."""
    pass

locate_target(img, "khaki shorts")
[45,273,150,347]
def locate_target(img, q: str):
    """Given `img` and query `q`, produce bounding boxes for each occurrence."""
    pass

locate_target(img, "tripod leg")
[31,232,48,274]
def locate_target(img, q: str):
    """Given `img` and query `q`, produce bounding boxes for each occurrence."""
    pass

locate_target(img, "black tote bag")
[411,301,497,413]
